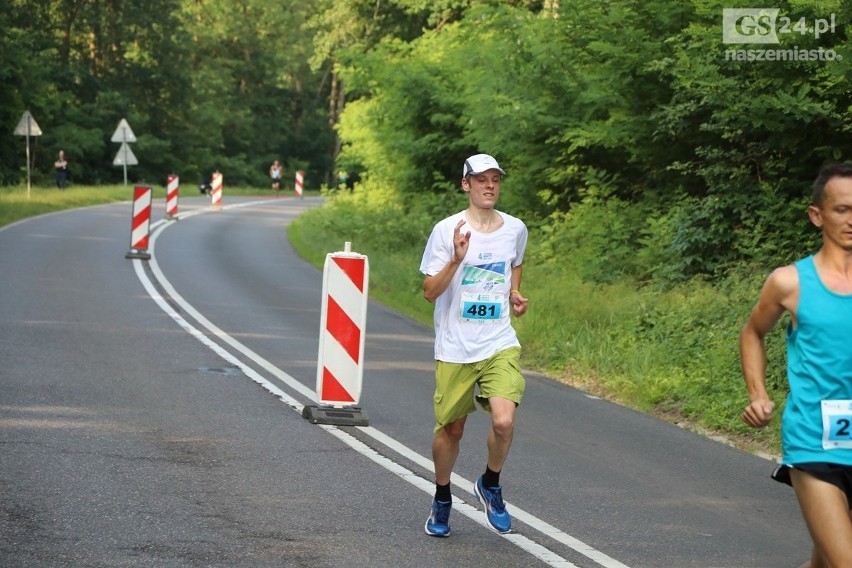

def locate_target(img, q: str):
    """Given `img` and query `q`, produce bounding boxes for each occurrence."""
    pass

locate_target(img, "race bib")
[460,292,503,324]
[821,399,852,450]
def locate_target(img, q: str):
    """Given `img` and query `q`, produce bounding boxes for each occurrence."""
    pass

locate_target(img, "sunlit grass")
[0,185,142,227]
[0,184,312,228]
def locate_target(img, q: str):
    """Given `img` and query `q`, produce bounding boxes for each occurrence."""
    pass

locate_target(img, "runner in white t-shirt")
[269,160,283,191]
[420,153,529,537]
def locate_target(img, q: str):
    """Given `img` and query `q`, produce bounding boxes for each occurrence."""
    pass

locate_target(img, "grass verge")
[0,184,313,228]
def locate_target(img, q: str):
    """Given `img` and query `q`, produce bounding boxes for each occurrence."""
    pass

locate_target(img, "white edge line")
[132,252,580,568]
[147,216,317,403]
[359,426,630,568]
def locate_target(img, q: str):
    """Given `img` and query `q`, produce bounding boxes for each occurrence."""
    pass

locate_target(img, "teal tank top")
[782,255,852,465]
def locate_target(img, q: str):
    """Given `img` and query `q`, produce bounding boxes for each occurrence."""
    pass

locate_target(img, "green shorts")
[432,346,525,434]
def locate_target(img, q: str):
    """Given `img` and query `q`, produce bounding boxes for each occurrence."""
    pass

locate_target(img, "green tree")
[1,0,338,188]
[649,0,852,278]
[0,2,56,184]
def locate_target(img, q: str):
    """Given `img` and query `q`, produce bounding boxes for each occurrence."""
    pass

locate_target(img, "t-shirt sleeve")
[513,222,528,268]
[420,222,451,276]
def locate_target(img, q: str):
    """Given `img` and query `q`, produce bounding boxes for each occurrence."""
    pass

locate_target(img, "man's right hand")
[742,398,775,428]
[453,219,471,263]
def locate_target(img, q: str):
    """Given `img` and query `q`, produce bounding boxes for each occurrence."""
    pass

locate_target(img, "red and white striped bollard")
[302,241,370,426]
[295,169,304,198]
[165,174,179,220]
[211,171,223,207]
[125,185,152,260]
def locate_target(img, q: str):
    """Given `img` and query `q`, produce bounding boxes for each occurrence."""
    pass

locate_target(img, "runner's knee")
[443,419,466,441]
[491,413,514,439]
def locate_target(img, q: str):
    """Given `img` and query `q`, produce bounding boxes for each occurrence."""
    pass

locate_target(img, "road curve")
[1,195,810,567]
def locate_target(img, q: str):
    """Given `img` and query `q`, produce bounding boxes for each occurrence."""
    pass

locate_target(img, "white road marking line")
[361,427,630,568]
[134,200,630,568]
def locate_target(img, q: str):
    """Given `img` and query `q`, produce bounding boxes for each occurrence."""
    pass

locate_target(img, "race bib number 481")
[460,292,503,324]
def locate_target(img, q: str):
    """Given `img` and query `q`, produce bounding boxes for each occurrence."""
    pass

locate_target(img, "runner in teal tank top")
[740,163,852,568]
[782,255,852,466]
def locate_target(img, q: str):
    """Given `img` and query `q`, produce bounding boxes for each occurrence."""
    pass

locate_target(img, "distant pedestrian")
[269,160,283,192]
[740,162,852,568]
[420,153,529,538]
[54,150,68,189]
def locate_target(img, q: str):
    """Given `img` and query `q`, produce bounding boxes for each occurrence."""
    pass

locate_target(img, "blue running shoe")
[425,499,451,537]
[474,476,511,533]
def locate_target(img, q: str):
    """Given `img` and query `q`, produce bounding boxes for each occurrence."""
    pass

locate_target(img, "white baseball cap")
[463,154,505,177]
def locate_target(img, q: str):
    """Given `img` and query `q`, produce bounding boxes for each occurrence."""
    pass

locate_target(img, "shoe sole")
[424,520,450,537]
[474,481,512,534]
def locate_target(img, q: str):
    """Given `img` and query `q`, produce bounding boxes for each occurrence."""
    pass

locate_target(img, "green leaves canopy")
[3,0,849,279]
[2,0,332,187]
[335,0,852,279]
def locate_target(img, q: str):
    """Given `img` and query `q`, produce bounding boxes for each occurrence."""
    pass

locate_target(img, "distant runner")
[269,160,283,191]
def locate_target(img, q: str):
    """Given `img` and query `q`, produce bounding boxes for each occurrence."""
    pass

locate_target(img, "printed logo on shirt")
[478,252,493,261]
[461,261,507,286]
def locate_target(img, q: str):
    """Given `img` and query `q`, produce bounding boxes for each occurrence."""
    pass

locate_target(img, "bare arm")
[740,265,798,428]
[509,265,528,317]
[423,257,462,303]
[423,219,471,303]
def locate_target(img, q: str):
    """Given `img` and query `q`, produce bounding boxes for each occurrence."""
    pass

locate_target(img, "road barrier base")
[125,249,151,260]
[302,405,370,426]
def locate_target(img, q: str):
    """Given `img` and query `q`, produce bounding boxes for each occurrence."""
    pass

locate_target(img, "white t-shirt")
[419,210,528,363]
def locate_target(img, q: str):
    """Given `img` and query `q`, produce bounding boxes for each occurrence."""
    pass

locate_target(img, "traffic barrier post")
[295,170,304,198]
[211,171,223,207]
[165,174,179,220]
[125,185,152,260]
[303,241,370,426]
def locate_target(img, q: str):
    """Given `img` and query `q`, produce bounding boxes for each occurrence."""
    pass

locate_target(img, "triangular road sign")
[111,118,137,143]
[14,111,42,136]
[113,142,138,166]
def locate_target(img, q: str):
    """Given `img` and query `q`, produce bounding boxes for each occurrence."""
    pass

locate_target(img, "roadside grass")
[512,266,786,456]
[0,185,144,227]
[0,184,311,227]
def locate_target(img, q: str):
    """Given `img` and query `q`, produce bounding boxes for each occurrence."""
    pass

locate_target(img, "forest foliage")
[301,0,851,449]
[3,0,335,187]
[6,0,849,272]
[331,0,850,282]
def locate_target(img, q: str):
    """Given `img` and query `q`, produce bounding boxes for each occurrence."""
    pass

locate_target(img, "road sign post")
[13,111,43,199]
[111,119,137,186]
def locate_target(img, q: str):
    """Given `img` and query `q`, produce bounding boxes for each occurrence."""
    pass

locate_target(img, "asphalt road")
[0,194,812,567]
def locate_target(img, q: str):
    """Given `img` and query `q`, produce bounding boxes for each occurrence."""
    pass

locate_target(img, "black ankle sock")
[434,483,451,503]
[483,466,500,489]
